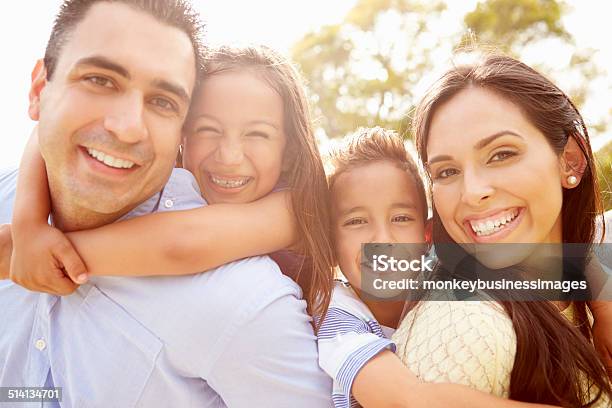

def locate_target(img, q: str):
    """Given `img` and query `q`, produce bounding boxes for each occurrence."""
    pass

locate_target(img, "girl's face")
[332,161,426,294]
[182,70,287,204]
[426,86,565,249]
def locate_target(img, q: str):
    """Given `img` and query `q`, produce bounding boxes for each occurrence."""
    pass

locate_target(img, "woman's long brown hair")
[196,45,334,327]
[413,54,610,406]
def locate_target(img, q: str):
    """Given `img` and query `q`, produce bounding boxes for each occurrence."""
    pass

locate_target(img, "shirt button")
[164,199,174,209]
[35,339,46,351]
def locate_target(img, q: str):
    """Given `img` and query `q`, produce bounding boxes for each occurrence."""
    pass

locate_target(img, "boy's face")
[332,160,426,292]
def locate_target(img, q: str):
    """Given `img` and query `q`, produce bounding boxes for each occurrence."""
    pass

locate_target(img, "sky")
[1,0,610,167]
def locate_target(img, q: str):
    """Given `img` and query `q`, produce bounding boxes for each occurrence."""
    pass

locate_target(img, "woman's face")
[426,87,565,251]
[182,70,287,204]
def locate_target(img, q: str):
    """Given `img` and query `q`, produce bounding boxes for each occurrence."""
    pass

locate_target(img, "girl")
[8,44,334,321]
[393,54,611,406]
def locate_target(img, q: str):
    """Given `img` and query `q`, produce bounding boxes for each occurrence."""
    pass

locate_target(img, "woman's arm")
[352,350,558,408]
[64,190,297,280]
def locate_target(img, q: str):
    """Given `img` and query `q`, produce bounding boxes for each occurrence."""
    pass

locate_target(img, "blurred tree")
[463,0,605,131]
[292,0,446,138]
[293,0,608,140]
[463,0,569,50]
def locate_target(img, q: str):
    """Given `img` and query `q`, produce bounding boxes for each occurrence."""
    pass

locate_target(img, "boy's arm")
[65,190,296,280]
[353,351,559,408]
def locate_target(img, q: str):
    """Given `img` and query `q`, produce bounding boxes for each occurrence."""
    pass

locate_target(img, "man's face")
[31,2,196,220]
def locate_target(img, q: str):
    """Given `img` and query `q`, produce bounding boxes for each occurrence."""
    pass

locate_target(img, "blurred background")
[1,0,610,208]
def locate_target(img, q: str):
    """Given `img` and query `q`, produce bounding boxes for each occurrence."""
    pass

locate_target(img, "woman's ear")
[559,135,587,189]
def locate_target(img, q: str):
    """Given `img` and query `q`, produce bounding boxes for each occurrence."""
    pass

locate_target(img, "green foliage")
[463,0,569,53]
[292,0,606,140]
[595,142,612,211]
[292,0,447,139]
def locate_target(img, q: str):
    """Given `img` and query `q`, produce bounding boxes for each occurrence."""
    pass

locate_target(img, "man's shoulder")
[203,255,302,299]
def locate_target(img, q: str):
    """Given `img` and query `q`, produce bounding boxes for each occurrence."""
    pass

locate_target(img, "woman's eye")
[392,215,414,223]
[435,168,459,180]
[84,75,114,89]
[151,97,177,112]
[343,218,366,227]
[489,150,517,163]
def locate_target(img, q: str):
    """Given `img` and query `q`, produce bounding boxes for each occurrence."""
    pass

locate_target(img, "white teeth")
[469,210,519,236]
[210,174,250,188]
[86,148,135,169]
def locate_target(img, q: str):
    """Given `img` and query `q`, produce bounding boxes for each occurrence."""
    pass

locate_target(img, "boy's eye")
[488,150,517,163]
[392,215,414,223]
[84,75,115,89]
[343,218,366,227]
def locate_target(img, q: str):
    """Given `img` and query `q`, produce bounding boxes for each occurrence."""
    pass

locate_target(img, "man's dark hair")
[44,0,205,80]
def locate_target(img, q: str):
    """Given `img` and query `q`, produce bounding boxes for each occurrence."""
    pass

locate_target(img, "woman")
[393,54,611,406]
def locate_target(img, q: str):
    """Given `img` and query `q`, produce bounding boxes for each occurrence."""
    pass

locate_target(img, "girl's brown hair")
[193,45,335,326]
[413,54,610,406]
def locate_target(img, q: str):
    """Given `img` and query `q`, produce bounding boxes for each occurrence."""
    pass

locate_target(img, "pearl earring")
[567,175,578,186]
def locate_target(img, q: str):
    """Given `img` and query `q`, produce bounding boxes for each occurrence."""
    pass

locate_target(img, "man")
[0,1,331,406]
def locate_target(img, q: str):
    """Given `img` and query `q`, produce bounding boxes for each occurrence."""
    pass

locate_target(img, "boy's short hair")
[327,126,428,222]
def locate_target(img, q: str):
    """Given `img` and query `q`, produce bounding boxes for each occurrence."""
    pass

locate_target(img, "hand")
[10,222,88,295]
[0,224,12,279]
[590,301,612,379]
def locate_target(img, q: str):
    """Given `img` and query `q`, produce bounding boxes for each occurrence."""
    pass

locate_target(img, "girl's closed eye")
[195,126,221,136]
[246,131,270,139]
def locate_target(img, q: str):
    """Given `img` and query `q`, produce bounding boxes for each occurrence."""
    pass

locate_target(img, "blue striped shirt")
[317,281,395,408]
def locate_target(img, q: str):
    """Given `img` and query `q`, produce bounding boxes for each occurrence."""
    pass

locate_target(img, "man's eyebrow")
[151,79,190,105]
[74,56,130,79]
[427,131,524,166]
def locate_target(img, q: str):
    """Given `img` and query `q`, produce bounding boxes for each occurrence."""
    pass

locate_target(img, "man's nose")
[461,167,494,207]
[104,92,148,143]
[215,137,244,166]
